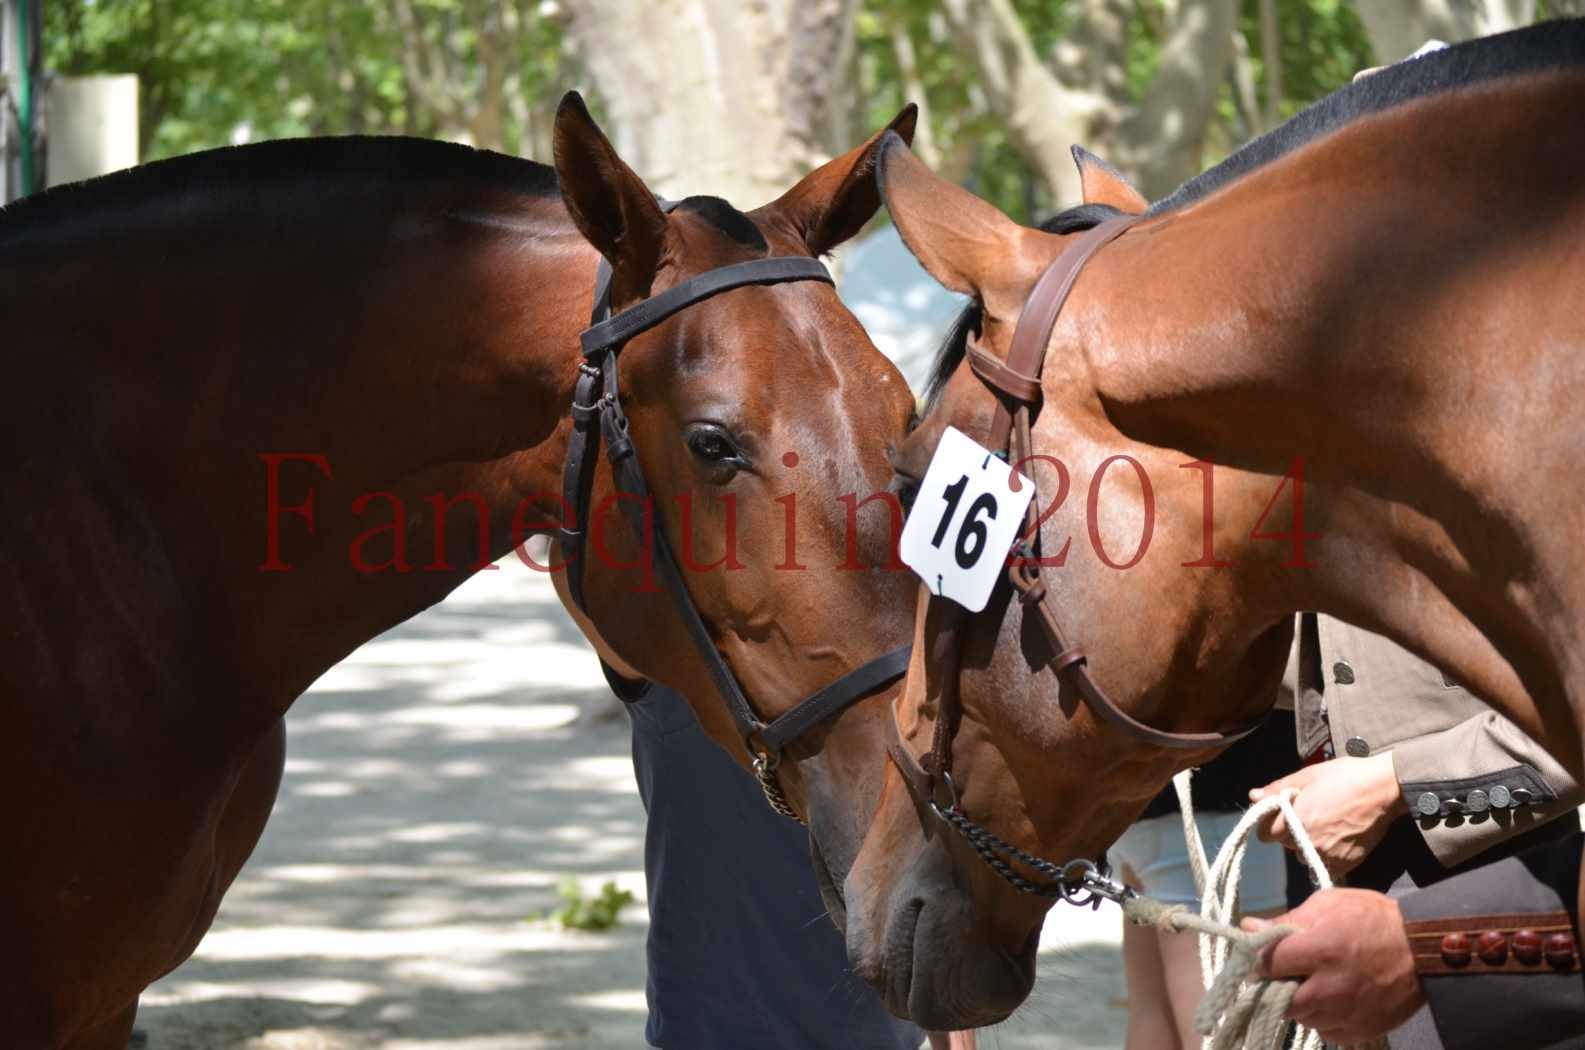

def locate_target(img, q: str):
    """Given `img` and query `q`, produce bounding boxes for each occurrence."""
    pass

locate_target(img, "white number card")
[899,426,1036,612]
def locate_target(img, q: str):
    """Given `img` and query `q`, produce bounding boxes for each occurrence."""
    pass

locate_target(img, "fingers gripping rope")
[1111,771,1386,1050]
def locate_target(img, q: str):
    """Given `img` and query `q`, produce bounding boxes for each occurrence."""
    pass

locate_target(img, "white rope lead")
[1176,768,1331,1050]
[1113,770,1386,1050]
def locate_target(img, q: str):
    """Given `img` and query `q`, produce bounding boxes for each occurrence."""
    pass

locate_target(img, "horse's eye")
[686,425,743,465]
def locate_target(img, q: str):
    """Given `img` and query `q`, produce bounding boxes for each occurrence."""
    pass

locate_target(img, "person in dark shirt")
[624,682,930,1050]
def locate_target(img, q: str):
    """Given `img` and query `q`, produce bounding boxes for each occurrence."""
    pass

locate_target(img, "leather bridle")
[558,226,911,824]
[891,214,1265,903]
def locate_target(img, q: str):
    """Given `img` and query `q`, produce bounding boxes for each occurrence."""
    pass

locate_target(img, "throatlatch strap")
[987,215,1138,450]
[914,211,1261,799]
[559,260,617,616]
[1000,215,1263,751]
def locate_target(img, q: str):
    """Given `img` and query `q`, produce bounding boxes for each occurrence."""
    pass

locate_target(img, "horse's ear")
[876,132,1034,317]
[553,91,668,302]
[1071,146,1148,214]
[754,104,919,257]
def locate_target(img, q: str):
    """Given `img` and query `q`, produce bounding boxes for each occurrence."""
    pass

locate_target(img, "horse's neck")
[1075,71,1585,767]
[12,193,598,732]
[238,216,597,712]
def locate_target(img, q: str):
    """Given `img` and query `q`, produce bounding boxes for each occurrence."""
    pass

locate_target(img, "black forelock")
[922,203,1122,413]
[1152,19,1585,215]
[673,194,769,253]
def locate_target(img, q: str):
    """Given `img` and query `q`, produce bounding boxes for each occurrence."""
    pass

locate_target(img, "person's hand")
[1251,752,1406,878]
[1244,888,1424,1043]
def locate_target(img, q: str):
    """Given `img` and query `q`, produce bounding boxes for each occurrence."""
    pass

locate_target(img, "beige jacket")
[1280,613,1581,868]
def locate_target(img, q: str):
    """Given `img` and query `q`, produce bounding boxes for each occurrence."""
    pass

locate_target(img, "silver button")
[1333,661,1356,685]
[1345,736,1370,758]
[1465,789,1490,813]
[1489,785,1512,808]
[1441,798,1463,816]
[1512,788,1534,805]
[1415,792,1442,816]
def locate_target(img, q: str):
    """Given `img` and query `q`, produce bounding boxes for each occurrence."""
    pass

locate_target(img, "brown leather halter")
[891,214,1265,902]
[559,226,911,823]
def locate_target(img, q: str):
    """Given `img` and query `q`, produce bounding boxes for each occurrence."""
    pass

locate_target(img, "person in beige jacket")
[1253,612,1582,1048]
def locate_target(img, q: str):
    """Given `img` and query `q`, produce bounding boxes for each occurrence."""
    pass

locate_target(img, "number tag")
[899,426,1036,612]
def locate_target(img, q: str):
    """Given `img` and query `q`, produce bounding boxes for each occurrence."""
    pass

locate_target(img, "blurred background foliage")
[41,0,1582,221]
[852,0,1373,217]
[46,0,569,160]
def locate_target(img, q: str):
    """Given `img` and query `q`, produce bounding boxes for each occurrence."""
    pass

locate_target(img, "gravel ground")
[136,563,1127,1049]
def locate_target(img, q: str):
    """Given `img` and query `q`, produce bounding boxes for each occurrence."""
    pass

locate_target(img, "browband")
[581,257,833,356]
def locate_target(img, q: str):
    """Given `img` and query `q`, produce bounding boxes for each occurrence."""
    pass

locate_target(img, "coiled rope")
[1110,769,1387,1050]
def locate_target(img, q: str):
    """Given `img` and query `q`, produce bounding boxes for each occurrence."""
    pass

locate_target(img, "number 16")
[930,475,998,569]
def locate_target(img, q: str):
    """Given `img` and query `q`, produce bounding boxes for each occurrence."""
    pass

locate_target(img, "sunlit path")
[139,561,1126,1048]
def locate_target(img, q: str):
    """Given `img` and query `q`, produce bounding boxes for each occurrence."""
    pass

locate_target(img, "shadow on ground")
[138,564,1127,1049]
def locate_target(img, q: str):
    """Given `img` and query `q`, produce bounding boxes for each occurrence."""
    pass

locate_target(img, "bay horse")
[0,96,920,1048]
[828,22,1585,1030]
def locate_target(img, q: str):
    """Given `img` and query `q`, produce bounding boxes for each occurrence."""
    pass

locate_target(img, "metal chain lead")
[754,753,806,825]
[931,799,1130,908]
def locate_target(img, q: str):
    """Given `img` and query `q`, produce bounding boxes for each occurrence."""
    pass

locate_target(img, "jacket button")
[1513,930,1544,965]
[1476,930,1508,965]
[1345,736,1370,758]
[1465,789,1490,813]
[1546,933,1576,970]
[1441,933,1472,967]
[1489,785,1512,808]
[1415,792,1441,817]
[1333,661,1355,685]
[1512,788,1534,805]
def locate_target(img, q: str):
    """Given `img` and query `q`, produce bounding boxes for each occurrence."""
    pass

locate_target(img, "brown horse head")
[546,95,924,889]
[837,31,1585,1019]
[828,138,1297,1027]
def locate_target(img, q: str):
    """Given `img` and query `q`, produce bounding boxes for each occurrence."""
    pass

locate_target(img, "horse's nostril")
[891,474,920,514]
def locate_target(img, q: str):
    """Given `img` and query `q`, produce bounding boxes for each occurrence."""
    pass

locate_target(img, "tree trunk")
[1116,0,1239,198]
[464,0,509,152]
[564,0,854,206]
[890,16,941,168]
[937,0,1238,208]
[937,0,1108,207]
[784,0,861,168]
[1353,0,1536,64]
[1229,27,1261,140]
[1259,0,1282,129]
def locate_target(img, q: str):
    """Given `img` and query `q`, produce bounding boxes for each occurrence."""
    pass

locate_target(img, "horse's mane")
[0,133,785,258]
[0,135,560,239]
[1152,18,1585,214]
